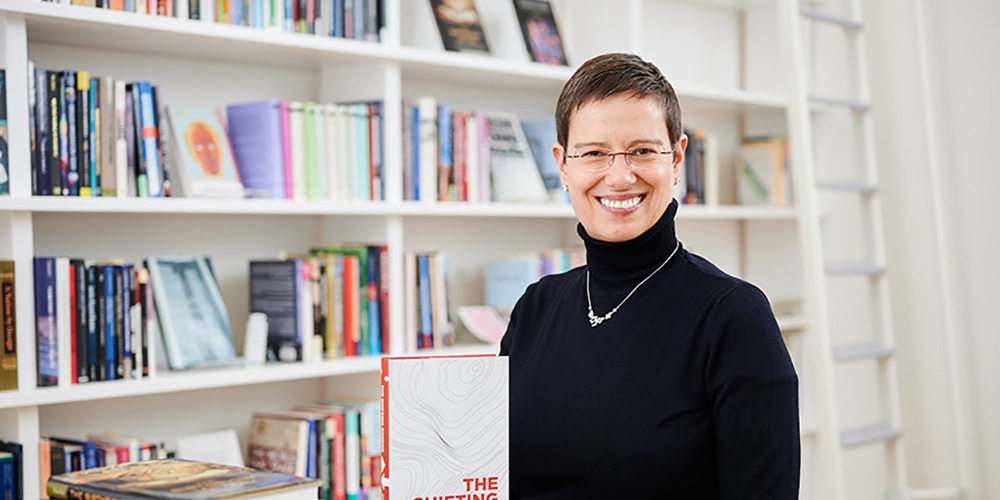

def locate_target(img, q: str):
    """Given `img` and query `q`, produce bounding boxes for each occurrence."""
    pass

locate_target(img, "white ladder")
[776,0,968,499]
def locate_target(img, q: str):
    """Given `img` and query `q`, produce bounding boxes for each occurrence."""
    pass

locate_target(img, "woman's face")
[555,93,686,242]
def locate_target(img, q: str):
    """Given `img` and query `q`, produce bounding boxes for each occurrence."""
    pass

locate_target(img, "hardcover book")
[165,107,245,199]
[0,261,16,391]
[0,69,7,195]
[46,458,321,500]
[226,100,285,199]
[380,355,508,500]
[512,0,567,65]
[486,113,548,203]
[146,256,236,370]
[429,0,490,54]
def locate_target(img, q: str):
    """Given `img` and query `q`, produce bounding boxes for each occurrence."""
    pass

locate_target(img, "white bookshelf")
[0,0,805,498]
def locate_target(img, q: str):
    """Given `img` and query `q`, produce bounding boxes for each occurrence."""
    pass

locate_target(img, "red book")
[69,264,77,385]
[379,245,390,355]
[342,257,359,358]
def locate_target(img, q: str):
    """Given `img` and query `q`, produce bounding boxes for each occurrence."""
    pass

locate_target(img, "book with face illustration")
[165,106,245,198]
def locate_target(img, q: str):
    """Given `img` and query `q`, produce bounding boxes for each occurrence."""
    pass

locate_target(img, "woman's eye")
[581,150,605,158]
[632,148,655,156]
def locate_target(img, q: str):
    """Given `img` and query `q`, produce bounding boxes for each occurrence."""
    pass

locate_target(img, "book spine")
[63,72,79,196]
[379,358,389,500]
[0,261,16,391]
[437,103,451,201]
[378,245,389,355]
[137,82,163,197]
[138,268,149,378]
[151,85,170,197]
[104,265,115,381]
[113,266,125,379]
[77,71,91,197]
[34,67,51,195]
[121,265,133,379]
[47,477,149,500]
[56,257,72,387]
[86,264,99,382]
[72,259,89,384]
[366,246,380,355]
[34,257,58,386]
[280,101,293,199]
[416,254,432,349]
[90,77,101,196]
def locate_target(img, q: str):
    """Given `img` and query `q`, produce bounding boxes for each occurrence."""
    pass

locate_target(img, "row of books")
[41,0,384,41]
[403,96,563,205]
[27,64,172,198]
[32,258,153,388]
[227,100,384,202]
[40,433,169,490]
[432,0,568,67]
[402,251,456,353]
[676,127,720,206]
[0,440,22,500]
[484,247,585,313]
[248,400,381,500]
[250,245,391,363]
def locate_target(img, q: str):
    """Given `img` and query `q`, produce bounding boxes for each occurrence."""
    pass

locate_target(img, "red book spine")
[69,264,77,385]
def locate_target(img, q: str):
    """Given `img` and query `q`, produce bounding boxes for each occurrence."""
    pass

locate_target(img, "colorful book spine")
[85,264,99,382]
[76,71,91,197]
[104,265,115,381]
[34,257,58,386]
[0,261,16,391]
[137,82,163,197]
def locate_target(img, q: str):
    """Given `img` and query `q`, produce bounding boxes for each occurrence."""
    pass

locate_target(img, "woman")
[499,53,800,498]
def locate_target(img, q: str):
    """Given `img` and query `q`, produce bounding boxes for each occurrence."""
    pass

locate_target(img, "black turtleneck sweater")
[499,200,800,499]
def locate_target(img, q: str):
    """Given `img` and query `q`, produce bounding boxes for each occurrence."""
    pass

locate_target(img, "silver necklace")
[586,241,681,328]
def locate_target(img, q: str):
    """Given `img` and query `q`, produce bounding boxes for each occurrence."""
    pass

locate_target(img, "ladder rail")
[912,0,971,493]
[776,2,846,499]
[847,0,910,494]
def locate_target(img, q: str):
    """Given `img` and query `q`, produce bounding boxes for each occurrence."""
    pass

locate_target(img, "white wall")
[867,0,1000,497]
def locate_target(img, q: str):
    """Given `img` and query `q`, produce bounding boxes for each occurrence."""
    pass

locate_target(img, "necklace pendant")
[588,310,604,328]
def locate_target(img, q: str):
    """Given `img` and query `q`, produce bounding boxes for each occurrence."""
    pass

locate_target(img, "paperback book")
[512,0,567,65]
[429,0,490,54]
[381,355,508,500]
[46,458,321,500]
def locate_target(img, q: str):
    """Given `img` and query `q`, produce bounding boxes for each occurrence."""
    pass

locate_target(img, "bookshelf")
[0,0,806,498]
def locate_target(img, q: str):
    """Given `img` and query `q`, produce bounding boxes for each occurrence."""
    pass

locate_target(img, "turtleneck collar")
[578,199,681,290]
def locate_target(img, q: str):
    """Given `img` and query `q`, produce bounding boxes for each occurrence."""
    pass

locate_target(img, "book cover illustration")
[165,107,244,198]
[486,113,548,203]
[519,117,567,203]
[46,458,321,500]
[429,0,490,54]
[381,355,508,500]
[146,256,236,370]
[512,0,567,65]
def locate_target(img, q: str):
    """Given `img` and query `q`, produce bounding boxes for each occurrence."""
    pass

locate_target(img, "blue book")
[89,80,99,196]
[34,257,58,386]
[366,246,381,355]
[416,254,432,349]
[104,265,116,381]
[137,82,163,197]
[120,265,132,379]
[484,259,541,311]
[226,99,285,200]
[411,104,420,201]
[0,452,14,499]
[249,259,302,362]
[437,104,452,200]
[63,72,79,196]
[332,0,344,37]
[521,117,567,202]
[85,265,99,383]
[32,67,51,196]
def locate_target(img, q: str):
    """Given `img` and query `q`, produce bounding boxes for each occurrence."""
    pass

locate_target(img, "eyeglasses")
[565,148,675,173]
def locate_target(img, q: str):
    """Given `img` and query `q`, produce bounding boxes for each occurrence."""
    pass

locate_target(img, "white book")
[417,96,438,203]
[486,112,547,203]
[464,113,479,203]
[56,258,71,388]
[324,104,340,202]
[404,252,418,354]
[702,130,719,206]
[174,0,188,20]
[200,0,213,22]
[335,105,350,201]
[114,80,128,199]
[381,355,509,500]
[288,102,307,201]
[344,105,358,201]
[313,105,328,199]
[478,112,491,202]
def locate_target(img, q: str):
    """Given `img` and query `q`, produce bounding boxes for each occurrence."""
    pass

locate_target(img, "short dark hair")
[555,53,682,149]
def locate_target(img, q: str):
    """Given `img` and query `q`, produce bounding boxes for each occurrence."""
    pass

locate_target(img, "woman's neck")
[579,199,680,290]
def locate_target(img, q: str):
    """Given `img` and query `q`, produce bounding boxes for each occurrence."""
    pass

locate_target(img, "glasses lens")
[629,150,663,169]
[577,152,610,172]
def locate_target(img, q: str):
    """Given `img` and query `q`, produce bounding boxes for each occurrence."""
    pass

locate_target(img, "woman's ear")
[672,133,689,181]
[553,143,568,189]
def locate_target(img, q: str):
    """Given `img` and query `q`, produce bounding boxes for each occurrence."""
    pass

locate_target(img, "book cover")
[429,0,490,54]
[520,117,567,203]
[486,112,548,203]
[512,0,567,65]
[146,256,236,370]
[737,137,791,207]
[247,414,310,478]
[165,107,244,199]
[34,257,58,387]
[380,355,508,500]
[0,70,7,195]
[46,458,321,500]
[0,261,15,391]
[0,441,22,500]
[137,82,164,197]
[249,259,303,362]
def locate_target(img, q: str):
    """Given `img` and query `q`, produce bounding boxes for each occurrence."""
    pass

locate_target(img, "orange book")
[342,256,360,358]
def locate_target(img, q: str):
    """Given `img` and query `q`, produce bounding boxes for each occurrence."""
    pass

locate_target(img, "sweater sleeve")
[704,283,800,499]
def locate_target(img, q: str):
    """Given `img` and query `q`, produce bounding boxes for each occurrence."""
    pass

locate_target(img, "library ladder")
[775,0,968,499]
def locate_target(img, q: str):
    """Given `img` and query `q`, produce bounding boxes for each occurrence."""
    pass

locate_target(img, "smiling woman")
[500,53,801,499]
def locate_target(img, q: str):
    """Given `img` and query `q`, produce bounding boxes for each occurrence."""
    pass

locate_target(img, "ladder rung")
[800,9,864,30]
[825,261,886,276]
[907,487,965,499]
[833,342,894,362]
[816,180,879,193]
[840,422,902,448]
[809,96,872,112]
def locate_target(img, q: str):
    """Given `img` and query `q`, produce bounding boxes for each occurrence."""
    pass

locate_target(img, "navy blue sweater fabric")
[499,200,800,499]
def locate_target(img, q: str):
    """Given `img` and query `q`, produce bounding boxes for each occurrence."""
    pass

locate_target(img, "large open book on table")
[381,354,508,500]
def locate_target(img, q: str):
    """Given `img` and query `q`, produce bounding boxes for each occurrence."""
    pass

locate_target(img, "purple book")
[227,100,285,199]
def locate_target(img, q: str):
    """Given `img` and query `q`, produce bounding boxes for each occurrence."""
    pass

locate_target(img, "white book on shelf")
[323,104,339,202]
[200,0,213,22]
[486,112,547,203]
[464,112,480,203]
[404,252,419,354]
[175,0,189,21]
[418,96,438,203]
[335,104,350,202]
[56,257,71,388]
[288,102,307,201]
